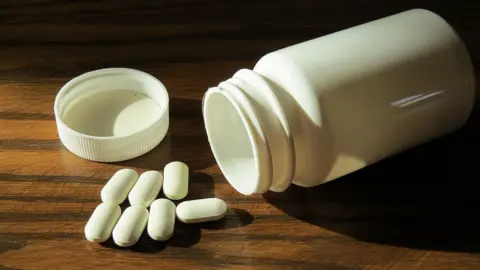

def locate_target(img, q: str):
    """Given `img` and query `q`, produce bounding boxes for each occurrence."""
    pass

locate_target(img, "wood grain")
[1,1,479,269]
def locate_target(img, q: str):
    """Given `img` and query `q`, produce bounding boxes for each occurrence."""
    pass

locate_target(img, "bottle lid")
[54,68,169,162]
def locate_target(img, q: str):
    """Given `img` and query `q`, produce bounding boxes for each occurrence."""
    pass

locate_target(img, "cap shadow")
[116,98,216,173]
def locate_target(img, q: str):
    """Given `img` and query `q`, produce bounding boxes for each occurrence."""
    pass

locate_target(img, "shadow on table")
[265,108,480,253]
[117,98,216,172]
[101,208,253,253]
[101,172,254,253]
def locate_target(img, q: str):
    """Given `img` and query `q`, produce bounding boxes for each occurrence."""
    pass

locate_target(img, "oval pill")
[84,202,121,243]
[176,198,227,224]
[148,199,176,241]
[112,205,148,247]
[128,171,163,207]
[101,168,138,204]
[163,161,189,200]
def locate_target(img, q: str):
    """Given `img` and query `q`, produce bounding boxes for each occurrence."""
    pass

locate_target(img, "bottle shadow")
[264,109,480,253]
[101,172,254,253]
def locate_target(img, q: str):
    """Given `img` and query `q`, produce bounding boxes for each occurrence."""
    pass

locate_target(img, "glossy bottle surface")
[203,9,475,194]
[253,9,475,187]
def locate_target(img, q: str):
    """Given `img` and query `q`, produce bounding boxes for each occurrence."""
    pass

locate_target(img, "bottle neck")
[203,69,295,195]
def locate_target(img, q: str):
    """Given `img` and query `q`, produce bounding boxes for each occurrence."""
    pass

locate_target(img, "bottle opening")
[203,88,265,195]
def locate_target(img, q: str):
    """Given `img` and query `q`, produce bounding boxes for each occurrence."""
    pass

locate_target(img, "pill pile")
[84,161,228,247]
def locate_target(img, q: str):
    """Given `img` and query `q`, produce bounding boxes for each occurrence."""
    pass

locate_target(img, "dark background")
[1,1,479,269]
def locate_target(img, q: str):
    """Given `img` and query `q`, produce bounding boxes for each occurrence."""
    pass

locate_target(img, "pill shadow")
[200,208,254,230]
[117,98,216,172]
[106,172,214,253]
[101,208,253,253]
[101,172,253,253]
[183,171,216,200]
[99,233,163,253]
[128,222,201,253]
[127,208,254,253]
[264,106,480,253]
[99,223,200,253]
[130,209,253,253]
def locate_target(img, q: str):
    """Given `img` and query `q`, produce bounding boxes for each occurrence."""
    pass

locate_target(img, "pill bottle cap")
[54,68,169,162]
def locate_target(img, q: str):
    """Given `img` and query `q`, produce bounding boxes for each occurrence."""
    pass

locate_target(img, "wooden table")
[1,1,479,269]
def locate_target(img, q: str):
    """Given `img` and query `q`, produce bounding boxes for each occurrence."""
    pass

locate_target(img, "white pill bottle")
[202,9,475,195]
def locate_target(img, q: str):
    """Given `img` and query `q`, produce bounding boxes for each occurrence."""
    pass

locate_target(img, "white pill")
[176,198,227,224]
[163,161,189,200]
[84,202,121,243]
[148,199,176,241]
[112,205,148,247]
[128,171,163,207]
[101,168,138,204]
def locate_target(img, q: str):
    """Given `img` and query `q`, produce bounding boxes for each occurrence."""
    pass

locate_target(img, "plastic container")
[202,9,475,195]
[54,68,169,162]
